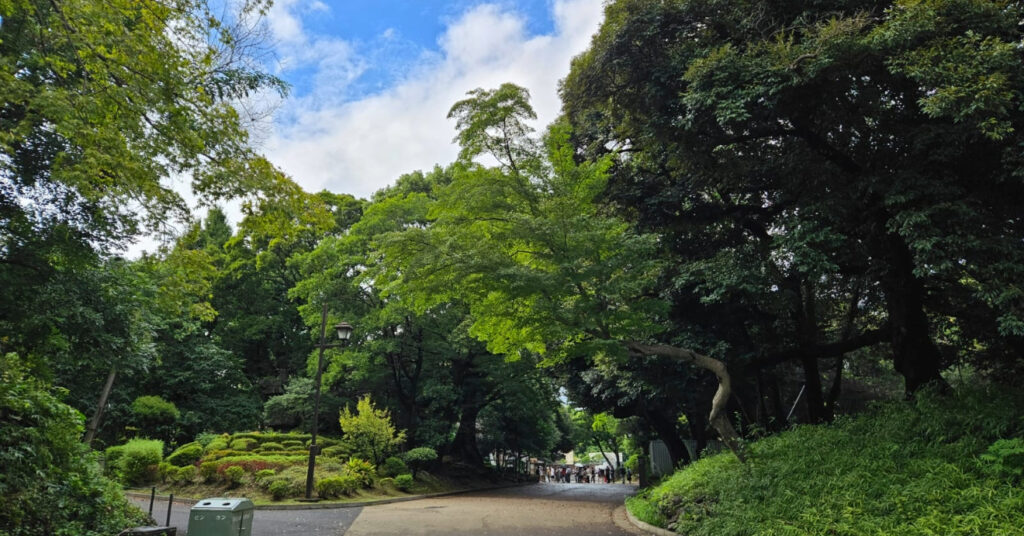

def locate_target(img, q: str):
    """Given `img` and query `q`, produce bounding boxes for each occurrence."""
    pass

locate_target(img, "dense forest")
[3,0,1023,533]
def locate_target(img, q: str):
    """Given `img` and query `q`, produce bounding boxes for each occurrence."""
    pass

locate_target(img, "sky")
[257,0,606,200]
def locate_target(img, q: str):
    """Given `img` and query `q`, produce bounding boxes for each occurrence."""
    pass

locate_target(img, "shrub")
[394,474,414,491]
[322,445,348,458]
[345,457,377,487]
[224,466,245,487]
[131,395,179,423]
[980,438,1024,481]
[338,396,406,464]
[0,353,148,535]
[268,479,293,501]
[200,461,220,482]
[377,477,396,489]
[316,475,359,498]
[403,447,437,477]
[104,445,126,470]
[281,440,304,450]
[259,441,284,451]
[205,438,229,452]
[380,456,408,478]
[229,438,258,451]
[158,462,175,482]
[195,432,220,447]
[117,438,164,486]
[254,469,276,483]
[174,465,197,484]
[166,442,203,467]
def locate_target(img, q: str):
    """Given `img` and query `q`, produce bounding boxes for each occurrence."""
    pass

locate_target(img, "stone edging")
[622,504,678,536]
[126,480,535,511]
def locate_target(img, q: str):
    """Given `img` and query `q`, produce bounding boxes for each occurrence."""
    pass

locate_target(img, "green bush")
[174,465,196,484]
[104,445,126,470]
[259,441,284,451]
[0,353,148,535]
[224,465,245,487]
[229,437,258,451]
[268,479,293,501]
[116,438,164,486]
[166,442,203,467]
[195,432,220,447]
[345,457,376,487]
[322,445,348,458]
[403,447,437,477]
[282,440,305,450]
[377,477,396,489]
[316,475,359,498]
[980,438,1024,481]
[624,454,639,472]
[254,469,276,483]
[157,462,175,482]
[380,456,408,477]
[205,438,229,452]
[394,473,414,491]
[200,461,220,482]
[626,386,1024,535]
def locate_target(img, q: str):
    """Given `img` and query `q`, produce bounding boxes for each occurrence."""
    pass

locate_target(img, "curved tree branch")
[626,342,747,463]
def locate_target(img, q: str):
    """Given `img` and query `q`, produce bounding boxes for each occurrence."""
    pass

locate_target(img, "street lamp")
[304,304,352,500]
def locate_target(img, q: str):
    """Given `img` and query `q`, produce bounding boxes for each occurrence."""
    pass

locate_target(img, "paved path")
[128,497,362,535]
[129,482,640,536]
[344,482,641,536]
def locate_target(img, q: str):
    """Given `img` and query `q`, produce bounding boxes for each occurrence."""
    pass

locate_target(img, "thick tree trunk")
[883,233,947,394]
[450,403,484,465]
[627,342,746,462]
[648,409,691,467]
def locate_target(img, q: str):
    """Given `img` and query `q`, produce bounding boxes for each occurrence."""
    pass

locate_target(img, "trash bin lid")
[193,498,254,511]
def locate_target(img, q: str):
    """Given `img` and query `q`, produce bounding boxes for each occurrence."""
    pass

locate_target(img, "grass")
[627,385,1024,535]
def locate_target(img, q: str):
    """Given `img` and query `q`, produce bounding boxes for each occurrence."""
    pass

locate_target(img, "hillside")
[627,386,1024,535]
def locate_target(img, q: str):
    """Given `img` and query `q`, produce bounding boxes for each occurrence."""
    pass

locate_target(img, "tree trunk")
[450,403,484,465]
[883,233,947,394]
[83,367,117,446]
[627,342,746,462]
[648,409,691,467]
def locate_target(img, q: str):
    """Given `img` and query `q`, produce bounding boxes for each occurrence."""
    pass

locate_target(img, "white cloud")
[264,0,605,199]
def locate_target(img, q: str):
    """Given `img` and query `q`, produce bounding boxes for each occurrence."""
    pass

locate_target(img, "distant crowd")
[542,465,632,484]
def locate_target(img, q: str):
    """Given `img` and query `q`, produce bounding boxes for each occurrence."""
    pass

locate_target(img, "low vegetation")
[627,386,1024,535]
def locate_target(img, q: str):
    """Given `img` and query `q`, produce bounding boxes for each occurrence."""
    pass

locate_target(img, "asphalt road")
[128,482,640,536]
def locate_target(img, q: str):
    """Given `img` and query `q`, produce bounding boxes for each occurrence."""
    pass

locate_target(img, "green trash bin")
[186,498,254,536]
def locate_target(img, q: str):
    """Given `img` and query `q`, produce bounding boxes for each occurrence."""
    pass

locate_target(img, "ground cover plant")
[627,386,1024,535]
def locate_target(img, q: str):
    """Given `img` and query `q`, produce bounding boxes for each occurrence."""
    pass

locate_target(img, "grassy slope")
[627,386,1024,535]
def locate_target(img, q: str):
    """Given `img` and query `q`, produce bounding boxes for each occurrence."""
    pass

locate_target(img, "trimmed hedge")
[116,439,164,485]
[394,474,414,491]
[166,442,203,467]
[316,475,359,498]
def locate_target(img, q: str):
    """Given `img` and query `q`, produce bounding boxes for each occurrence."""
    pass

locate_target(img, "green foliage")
[403,447,437,478]
[115,438,164,486]
[253,469,276,483]
[379,456,409,478]
[316,475,359,498]
[166,442,203,467]
[625,454,640,472]
[980,438,1024,482]
[200,462,220,482]
[174,465,196,484]
[0,353,148,535]
[224,465,245,487]
[229,438,258,451]
[268,480,294,501]
[104,445,127,467]
[282,440,305,450]
[259,442,285,451]
[338,396,406,464]
[627,386,1024,535]
[205,438,229,452]
[131,396,180,424]
[394,474,414,491]
[322,446,349,458]
[345,458,377,488]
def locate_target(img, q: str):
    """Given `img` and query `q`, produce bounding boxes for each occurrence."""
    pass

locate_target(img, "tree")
[561,0,1024,395]
[376,85,748,460]
[338,396,407,465]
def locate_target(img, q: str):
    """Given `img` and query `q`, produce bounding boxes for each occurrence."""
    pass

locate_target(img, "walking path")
[129,482,642,535]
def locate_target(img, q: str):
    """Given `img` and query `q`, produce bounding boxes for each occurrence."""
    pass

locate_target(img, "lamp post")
[304,303,352,500]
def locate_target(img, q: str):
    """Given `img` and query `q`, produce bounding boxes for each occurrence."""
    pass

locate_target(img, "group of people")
[542,464,632,484]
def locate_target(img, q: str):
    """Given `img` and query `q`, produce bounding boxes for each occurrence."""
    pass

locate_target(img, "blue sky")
[257,0,604,199]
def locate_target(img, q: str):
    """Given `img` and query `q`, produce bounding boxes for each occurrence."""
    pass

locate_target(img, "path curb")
[126,480,536,511]
[622,504,678,536]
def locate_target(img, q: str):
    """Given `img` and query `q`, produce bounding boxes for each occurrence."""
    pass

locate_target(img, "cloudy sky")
[259,0,605,199]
